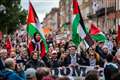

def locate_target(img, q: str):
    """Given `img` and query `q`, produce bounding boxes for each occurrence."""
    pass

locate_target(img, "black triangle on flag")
[84,33,94,47]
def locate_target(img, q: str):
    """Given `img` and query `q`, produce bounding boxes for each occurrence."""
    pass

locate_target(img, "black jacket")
[48,59,60,68]
[62,53,89,67]
[25,59,45,69]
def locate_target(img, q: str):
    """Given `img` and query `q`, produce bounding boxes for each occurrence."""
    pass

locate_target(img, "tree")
[0,0,27,34]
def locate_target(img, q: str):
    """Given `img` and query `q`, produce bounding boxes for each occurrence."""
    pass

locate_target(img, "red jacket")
[28,41,46,59]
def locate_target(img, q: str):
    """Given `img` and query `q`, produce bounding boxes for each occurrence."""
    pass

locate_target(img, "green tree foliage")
[0,0,27,34]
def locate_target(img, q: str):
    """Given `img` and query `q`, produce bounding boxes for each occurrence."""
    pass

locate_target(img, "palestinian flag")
[5,36,12,55]
[90,23,107,42]
[72,0,94,47]
[27,2,48,58]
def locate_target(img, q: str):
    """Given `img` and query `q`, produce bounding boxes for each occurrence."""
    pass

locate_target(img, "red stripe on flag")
[27,2,37,24]
[73,0,79,14]
[90,24,101,35]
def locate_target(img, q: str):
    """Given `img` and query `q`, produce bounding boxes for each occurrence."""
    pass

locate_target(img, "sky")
[21,0,60,22]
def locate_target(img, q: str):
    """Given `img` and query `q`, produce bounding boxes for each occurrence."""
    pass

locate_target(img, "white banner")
[51,66,104,80]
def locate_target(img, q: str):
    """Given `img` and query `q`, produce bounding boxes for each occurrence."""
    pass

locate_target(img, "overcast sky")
[21,0,60,22]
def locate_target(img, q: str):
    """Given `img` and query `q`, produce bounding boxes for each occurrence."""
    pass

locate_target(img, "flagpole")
[77,1,87,33]
[27,0,30,45]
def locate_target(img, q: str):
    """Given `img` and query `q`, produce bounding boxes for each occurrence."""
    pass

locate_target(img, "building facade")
[42,8,60,35]
[88,0,120,33]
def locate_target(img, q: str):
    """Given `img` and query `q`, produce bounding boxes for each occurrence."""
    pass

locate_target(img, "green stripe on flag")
[91,33,107,42]
[72,14,82,46]
[27,24,48,53]
[27,24,39,37]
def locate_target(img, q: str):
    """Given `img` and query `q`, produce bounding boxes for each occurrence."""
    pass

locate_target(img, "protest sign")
[51,66,104,80]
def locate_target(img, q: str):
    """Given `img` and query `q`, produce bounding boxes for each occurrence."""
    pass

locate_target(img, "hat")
[25,68,36,79]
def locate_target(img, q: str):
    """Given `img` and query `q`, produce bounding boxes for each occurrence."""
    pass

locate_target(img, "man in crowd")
[62,42,89,67]
[25,51,45,69]
[48,50,61,68]
[0,58,25,80]
[104,54,119,80]
[0,49,8,70]
[25,68,37,80]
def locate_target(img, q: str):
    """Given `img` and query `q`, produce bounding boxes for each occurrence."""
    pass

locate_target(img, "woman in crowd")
[87,47,104,67]
[113,49,120,70]
[25,51,45,69]
[88,50,100,66]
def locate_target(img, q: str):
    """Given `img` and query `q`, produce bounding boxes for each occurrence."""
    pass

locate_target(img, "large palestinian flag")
[27,2,48,58]
[72,0,94,47]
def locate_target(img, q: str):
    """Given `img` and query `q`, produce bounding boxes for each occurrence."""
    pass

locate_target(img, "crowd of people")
[0,31,120,80]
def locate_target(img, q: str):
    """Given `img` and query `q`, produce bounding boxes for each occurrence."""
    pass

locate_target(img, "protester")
[0,49,7,61]
[36,67,50,80]
[96,42,106,59]
[102,45,110,56]
[88,50,99,66]
[104,54,119,80]
[112,39,117,56]
[114,49,120,70]
[106,34,113,53]
[25,51,45,69]
[85,70,99,80]
[0,24,120,80]
[59,50,69,66]
[28,32,42,56]
[0,49,7,70]
[62,43,89,67]
[10,51,16,60]
[1,58,25,80]
[25,68,37,80]
[48,50,61,68]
